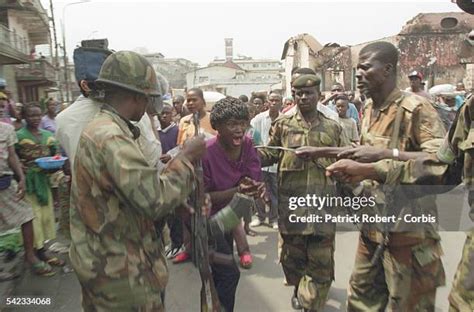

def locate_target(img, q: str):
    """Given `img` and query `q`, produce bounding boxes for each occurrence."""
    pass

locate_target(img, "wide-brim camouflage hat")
[292,74,321,88]
[96,50,161,96]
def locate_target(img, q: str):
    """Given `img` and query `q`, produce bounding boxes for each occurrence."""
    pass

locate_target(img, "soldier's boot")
[292,288,303,310]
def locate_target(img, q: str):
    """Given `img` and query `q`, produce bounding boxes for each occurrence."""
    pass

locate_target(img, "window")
[440,17,458,29]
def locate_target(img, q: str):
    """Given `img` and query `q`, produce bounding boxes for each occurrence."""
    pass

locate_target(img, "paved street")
[0,228,465,312]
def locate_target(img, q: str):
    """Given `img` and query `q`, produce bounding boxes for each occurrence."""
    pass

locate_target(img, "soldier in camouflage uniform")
[326,92,474,311]
[69,51,206,311]
[332,42,447,311]
[258,74,350,311]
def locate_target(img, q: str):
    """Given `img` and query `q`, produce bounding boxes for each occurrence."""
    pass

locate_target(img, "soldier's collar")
[379,88,403,112]
[102,104,141,140]
[295,107,320,125]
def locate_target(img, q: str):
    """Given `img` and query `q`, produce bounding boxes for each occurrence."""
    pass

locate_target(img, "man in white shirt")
[250,91,282,229]
[56,46,162,173]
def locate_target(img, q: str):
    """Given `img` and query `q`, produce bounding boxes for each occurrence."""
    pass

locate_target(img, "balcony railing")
[0,24,30,56]
[16,59,56,82]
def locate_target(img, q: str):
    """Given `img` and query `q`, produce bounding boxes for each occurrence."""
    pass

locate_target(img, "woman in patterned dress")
[15,104,64,267]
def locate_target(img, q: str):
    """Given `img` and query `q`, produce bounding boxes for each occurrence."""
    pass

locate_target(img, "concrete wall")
[7,11,29,45]
[397,33,472,89]
[213,82,278,98]
[186,66,237,88]
[465,63,474,91]
[2,65,18,101]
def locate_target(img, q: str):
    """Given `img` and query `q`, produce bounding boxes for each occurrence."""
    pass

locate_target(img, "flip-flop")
[245,229,257,237]
[46,257,65,267]
[31,261,55,277]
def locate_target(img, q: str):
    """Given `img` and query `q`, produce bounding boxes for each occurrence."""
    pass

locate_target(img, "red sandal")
[239,252,253,269]
[172,251,190,264]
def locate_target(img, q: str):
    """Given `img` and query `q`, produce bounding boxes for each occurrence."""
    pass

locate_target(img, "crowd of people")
[0,94,67,280]
[0,30,473,312]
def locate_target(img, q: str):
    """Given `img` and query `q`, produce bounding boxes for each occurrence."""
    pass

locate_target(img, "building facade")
[145,53,198,90]
[0,0,55,104]
[281,12,474,93]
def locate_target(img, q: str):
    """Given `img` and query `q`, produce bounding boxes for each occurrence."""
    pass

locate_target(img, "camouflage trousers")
[347,234,445,312]
[448,229,474,312]
[280,233,335,312]
[80,282,165,312]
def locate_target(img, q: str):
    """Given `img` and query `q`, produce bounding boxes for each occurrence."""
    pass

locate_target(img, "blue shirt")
[455,95,465,110]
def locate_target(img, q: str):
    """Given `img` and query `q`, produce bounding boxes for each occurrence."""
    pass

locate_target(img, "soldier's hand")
[176,202,194,217]
[295,146,322,160]
[160,154,172,164]
[202,193,212,217]
[181,135,206,163]
[326,159,377,183]
[337,146,390,163]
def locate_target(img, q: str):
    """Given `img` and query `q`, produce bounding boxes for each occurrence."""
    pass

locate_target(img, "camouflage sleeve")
[258,119,282,166]
[103,132,194,220]
[373,156,454,186]
[412,101,446,153]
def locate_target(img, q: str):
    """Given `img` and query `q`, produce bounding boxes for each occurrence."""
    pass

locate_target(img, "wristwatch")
[392,148,400,160]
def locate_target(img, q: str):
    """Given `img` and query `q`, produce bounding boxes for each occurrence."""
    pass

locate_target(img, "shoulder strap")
[389,94,405,149]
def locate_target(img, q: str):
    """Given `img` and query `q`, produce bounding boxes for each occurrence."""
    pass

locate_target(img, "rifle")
[191,112,222,312]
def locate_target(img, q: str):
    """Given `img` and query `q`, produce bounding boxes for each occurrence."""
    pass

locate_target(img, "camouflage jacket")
[259,109,350,235]
[358,88,446,245]
[375,94,474,224]
[70,109,194,309]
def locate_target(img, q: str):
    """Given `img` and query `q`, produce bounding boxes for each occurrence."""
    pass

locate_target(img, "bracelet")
[392,148,400,160]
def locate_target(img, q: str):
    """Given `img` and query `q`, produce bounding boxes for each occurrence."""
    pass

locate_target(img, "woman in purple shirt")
[202,97,264,312]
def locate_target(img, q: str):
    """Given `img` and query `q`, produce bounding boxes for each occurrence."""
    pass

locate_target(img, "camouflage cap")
[292,74,321,88]
[96,51,160,96]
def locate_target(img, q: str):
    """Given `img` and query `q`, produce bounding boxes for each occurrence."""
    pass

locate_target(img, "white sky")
[40,0,463,66]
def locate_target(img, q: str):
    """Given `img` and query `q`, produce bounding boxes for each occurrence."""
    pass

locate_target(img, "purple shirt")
[202,135,262,214]
[158,123,179,154]
[40,115,56,134]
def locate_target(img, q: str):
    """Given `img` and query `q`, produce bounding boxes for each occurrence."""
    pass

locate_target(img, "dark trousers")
[167,215,183,249]
[211,233,240,312]
[256,171,278,223]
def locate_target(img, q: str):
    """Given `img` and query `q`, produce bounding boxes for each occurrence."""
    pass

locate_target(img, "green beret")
[292,74,321,88]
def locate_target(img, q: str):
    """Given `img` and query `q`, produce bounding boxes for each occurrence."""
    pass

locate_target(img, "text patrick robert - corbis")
[287,194,437,224]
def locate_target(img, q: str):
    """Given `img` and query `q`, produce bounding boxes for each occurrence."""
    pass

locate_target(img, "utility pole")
[49,0,64,103]
[61,0,91,104]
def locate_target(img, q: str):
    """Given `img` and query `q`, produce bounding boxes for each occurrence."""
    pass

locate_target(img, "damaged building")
[282,12,474,93]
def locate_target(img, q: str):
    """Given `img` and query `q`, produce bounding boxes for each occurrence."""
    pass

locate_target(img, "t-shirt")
[250,110,281,173]
[177,112,216,145]
[0,122,16,176]
[40,115,57,134]
[405,87,432,101]
[202,136,262,215]
[159,123,179,154]
[339,117,359,142]
[328,101,360,124]
[56,95,162,172]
